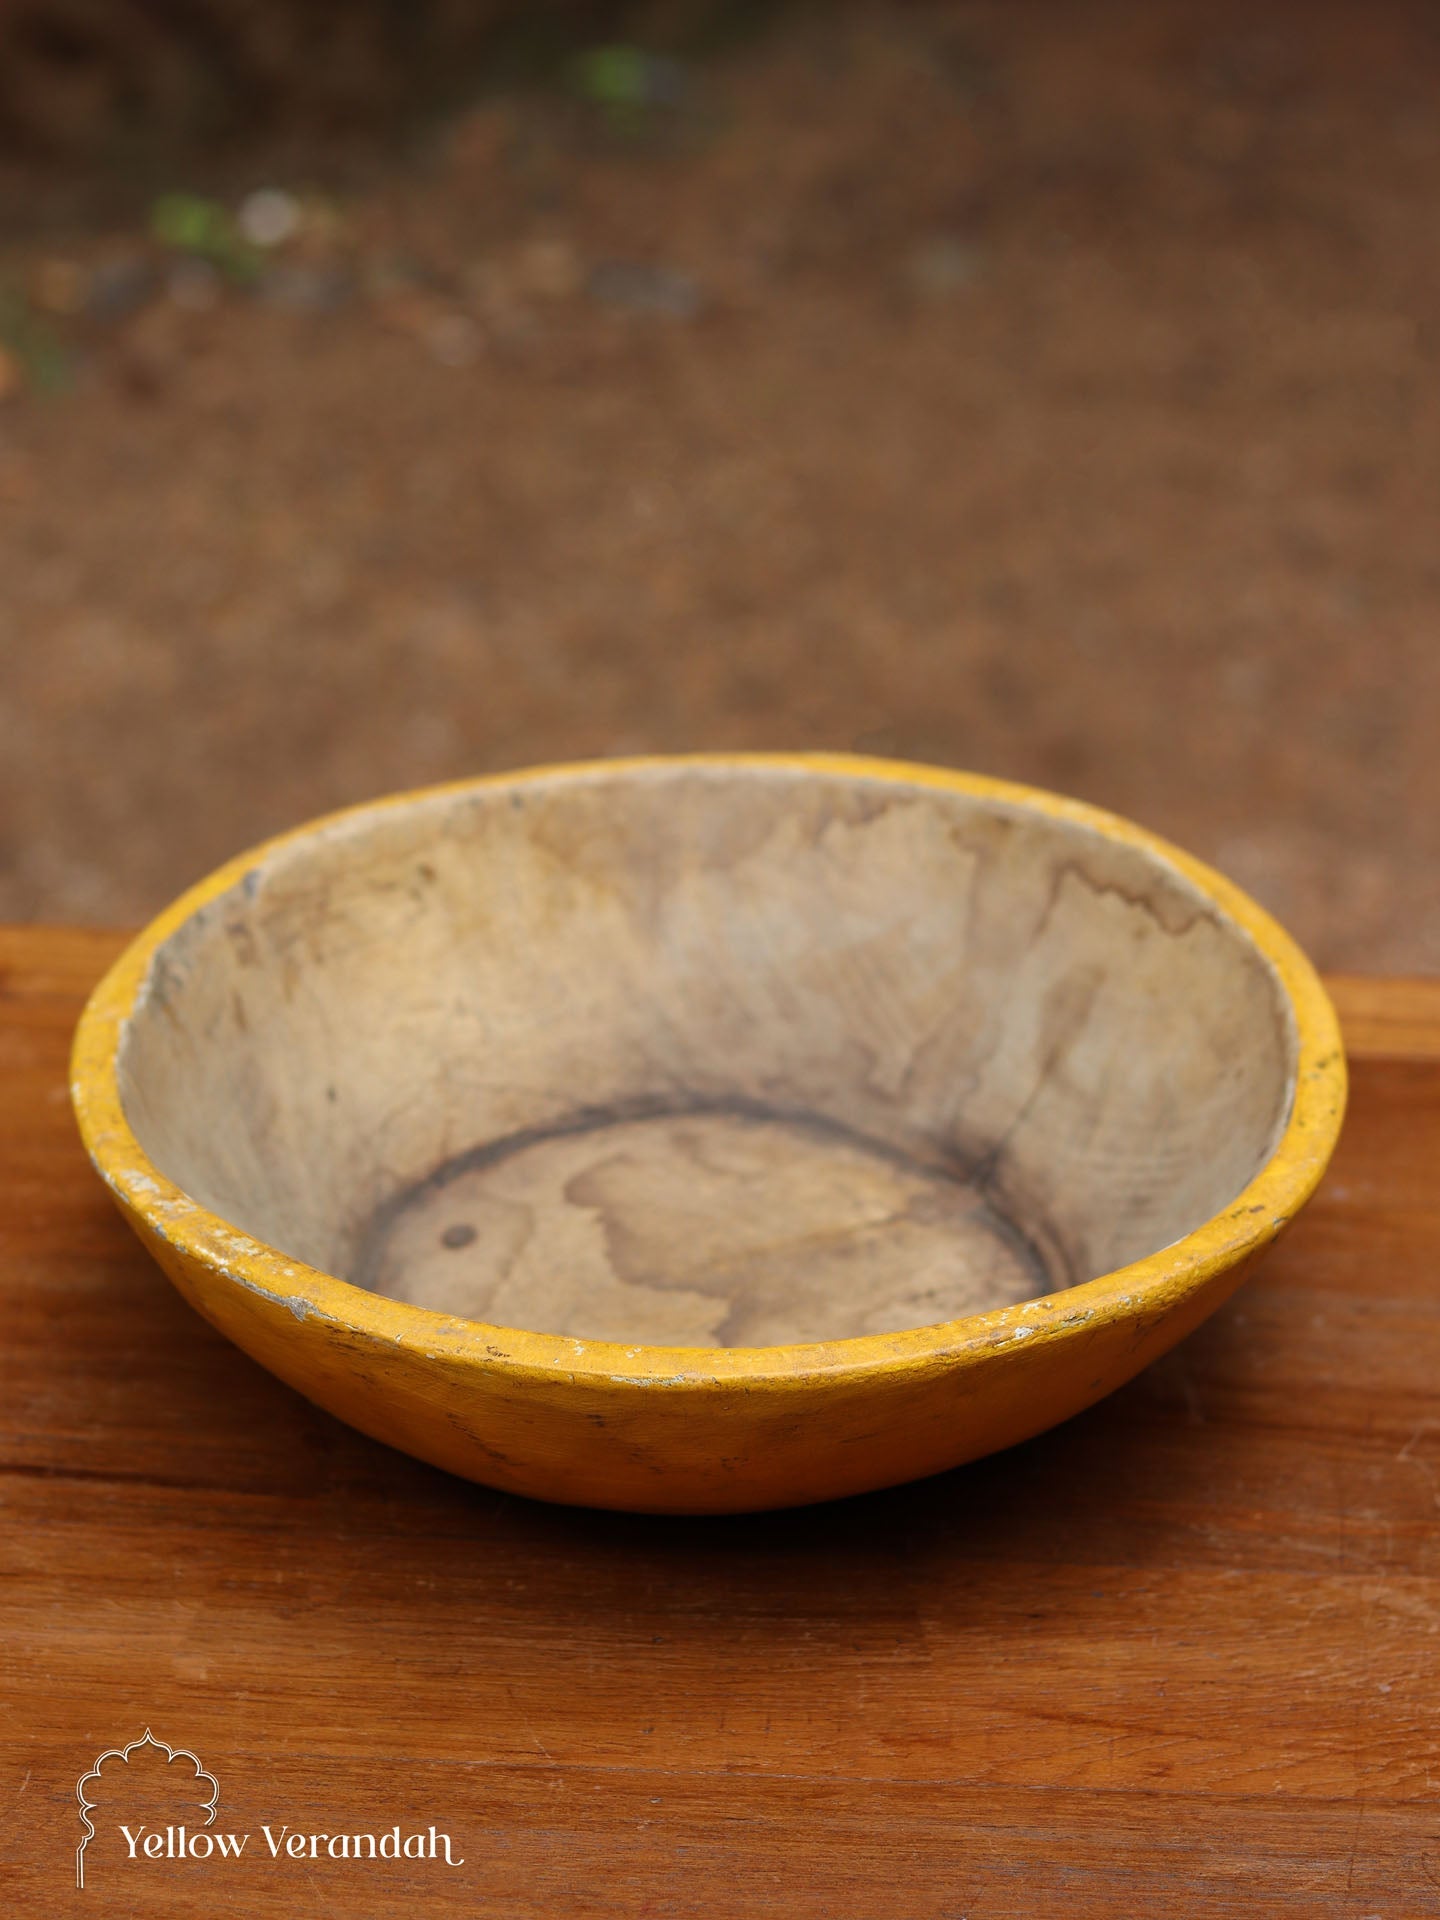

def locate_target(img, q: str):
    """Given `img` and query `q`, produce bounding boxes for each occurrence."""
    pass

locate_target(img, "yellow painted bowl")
[72,755,1346,1513]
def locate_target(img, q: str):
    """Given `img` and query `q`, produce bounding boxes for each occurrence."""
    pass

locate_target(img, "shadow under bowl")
[72,755,1346,1512]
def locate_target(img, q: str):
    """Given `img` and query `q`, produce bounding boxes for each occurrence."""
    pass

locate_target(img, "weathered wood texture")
[3,927,1438,1917]
[115,764,1302,1341]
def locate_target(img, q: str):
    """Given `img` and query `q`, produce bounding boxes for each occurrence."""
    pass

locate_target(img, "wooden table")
[4,927,1439,1918]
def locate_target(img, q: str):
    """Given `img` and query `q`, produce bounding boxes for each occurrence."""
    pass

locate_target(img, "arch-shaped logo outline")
[75,1728,219,1889]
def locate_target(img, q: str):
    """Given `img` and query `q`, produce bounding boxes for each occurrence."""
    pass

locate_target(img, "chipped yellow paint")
[71,755,1347,1513]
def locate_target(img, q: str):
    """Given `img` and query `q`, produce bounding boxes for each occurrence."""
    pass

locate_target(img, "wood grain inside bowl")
[114,762,1297,1348]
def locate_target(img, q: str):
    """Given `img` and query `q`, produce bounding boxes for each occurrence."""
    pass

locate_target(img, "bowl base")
[352,1099,1052,1347]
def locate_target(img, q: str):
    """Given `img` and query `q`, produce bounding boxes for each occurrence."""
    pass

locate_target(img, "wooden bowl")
[72,755,1346,1513]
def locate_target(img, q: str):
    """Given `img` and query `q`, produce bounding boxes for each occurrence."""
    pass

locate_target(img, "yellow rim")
[71,754,1348,1387]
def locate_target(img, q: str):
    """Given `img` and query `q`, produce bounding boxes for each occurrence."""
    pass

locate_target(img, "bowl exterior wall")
[120,1194,1266,1513]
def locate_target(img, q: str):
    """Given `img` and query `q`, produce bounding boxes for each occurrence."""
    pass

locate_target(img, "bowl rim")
[71,752,1348,1387]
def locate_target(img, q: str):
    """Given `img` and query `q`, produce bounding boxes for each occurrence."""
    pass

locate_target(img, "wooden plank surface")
[2,926,1438,1917]
[1328,972,1440,1061]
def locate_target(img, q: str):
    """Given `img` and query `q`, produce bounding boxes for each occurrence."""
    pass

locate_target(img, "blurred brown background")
[1,0,1437,970]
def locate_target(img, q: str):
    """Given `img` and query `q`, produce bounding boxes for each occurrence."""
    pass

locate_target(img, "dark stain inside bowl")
[351,1094,1057,1347]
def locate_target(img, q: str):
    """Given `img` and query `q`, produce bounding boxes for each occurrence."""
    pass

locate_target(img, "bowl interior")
[116,763,1297,1347]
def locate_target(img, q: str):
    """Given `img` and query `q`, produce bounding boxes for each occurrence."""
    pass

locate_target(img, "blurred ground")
[1,0,1438,970]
